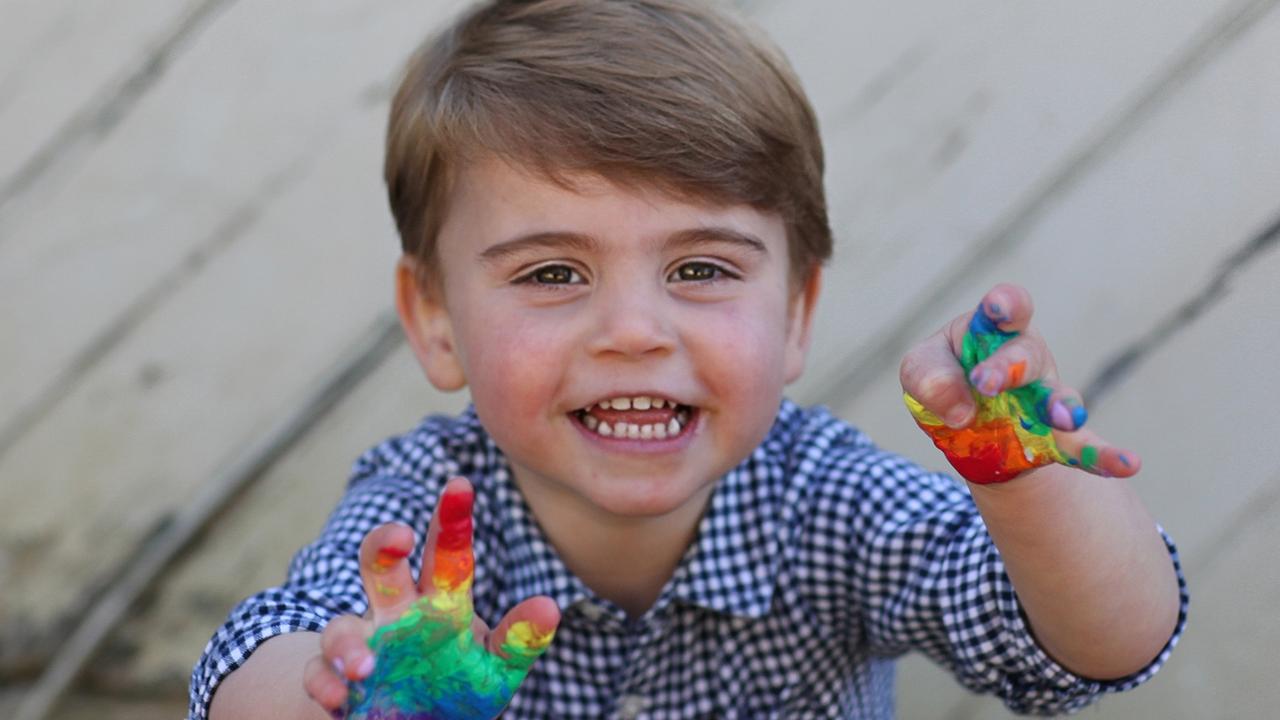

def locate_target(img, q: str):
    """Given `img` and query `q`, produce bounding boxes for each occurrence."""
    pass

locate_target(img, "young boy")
[191,1,1186,717]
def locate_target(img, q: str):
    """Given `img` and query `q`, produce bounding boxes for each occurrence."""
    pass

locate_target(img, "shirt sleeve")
[848,452,1189,715]
[187,474,434,720]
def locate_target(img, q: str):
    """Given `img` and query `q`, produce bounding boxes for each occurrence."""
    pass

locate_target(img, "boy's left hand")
[899,283,1141,484]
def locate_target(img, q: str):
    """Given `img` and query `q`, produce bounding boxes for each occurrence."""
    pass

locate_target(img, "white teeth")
[579,397,694,441]
[581,412,690,441]
[587,395,680,412]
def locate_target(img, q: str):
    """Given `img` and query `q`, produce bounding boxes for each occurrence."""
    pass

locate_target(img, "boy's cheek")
[462,324,568,411]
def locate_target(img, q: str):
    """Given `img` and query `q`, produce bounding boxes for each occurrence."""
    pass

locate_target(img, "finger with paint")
[345,478,559,720]
[902,285,1140,483]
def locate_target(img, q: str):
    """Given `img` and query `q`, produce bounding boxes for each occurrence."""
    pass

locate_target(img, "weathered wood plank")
[0,1,474,673]
[1,686,186,720]
[0,0,470,457]
[1095,470,1280,720]
[758,0,1259,406]
[834,0,1280,484]
[90,344,468,693]
[9,317,406,720]
[822,6,1280,715]
[0,0,205,192]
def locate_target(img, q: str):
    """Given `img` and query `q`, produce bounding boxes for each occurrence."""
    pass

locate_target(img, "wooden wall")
[2,1,1277,717]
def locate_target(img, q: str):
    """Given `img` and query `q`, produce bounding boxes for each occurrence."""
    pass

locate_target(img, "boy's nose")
[584,281,676,359]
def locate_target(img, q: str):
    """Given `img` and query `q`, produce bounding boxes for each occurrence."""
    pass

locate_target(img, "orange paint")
[374,546,410,573]
[1007,360,1026,388]
[918,418,1038,484]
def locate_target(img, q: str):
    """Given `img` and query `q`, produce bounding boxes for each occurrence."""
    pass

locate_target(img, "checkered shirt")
[189,399,1187,719]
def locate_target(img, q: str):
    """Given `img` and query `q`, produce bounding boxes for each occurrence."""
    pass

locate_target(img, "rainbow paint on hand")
[904,303,1077,484]
[345,488,555,720]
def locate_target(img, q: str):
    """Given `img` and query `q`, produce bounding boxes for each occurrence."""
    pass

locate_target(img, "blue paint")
[968,303,1013,337]
[1070,404,1088,429]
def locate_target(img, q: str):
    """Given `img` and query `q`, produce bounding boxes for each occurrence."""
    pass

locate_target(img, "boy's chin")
[582,476,714,520]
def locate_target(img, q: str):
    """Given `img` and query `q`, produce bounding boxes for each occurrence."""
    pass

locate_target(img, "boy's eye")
[520,264,584,285]
[669,261,730,282]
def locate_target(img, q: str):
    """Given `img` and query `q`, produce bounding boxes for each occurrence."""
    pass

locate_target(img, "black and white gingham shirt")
[190,400,1187,718]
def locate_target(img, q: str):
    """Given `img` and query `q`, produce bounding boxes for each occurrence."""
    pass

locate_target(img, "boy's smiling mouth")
[571,394,696,441]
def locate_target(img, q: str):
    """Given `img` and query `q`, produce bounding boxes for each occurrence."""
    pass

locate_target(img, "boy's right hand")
[303,477,560,719]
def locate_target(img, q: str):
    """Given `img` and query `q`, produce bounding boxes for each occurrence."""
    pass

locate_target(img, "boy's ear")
[395,255,467,391]
[783,266,822,385]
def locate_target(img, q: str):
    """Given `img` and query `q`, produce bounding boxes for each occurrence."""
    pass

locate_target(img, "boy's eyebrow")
[478,231,597,264]
[663,226,768,256]
[479,226,768,263]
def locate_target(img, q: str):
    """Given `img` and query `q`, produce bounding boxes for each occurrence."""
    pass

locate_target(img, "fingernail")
[1070,403,1088,429]
[1050,400,1073,430]
[970,368,1000,397]
[969,367,987,391]
[945,406,972,428]
[986,301,1006,322]
[357,654,376,678]
[331,657,346,676]
[969,303,999,335]
[1080,445,1100,471]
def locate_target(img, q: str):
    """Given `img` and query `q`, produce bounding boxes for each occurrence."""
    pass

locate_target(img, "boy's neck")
[513,474,714,619]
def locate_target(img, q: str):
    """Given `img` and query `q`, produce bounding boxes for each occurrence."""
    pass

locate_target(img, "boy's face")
[400,155,819,522]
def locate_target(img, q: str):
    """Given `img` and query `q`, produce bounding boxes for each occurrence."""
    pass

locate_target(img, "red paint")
[432,487,475,591]
[373,546,410,572]
[916,417,1040,484]
[435,487,473,551]
[377,546,411,560]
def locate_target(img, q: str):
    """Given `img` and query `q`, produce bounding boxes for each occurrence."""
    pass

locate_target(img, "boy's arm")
[209,633,330,720]
[900,283,1182,680]
[968,465,1180,679]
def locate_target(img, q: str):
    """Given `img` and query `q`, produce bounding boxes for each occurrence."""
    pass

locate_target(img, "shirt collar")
[665,399,802,618]
[469,400,803,620]
[458,414,594,614]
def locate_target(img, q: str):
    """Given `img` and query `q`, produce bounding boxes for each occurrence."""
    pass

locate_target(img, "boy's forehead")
[447,154,785,245]
[455,154,662,209]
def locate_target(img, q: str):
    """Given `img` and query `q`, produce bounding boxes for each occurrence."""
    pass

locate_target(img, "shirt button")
[577,600,605,622]
[616,694,649,719]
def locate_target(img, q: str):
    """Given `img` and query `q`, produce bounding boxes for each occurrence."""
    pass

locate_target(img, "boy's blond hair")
[385,0,831,289]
